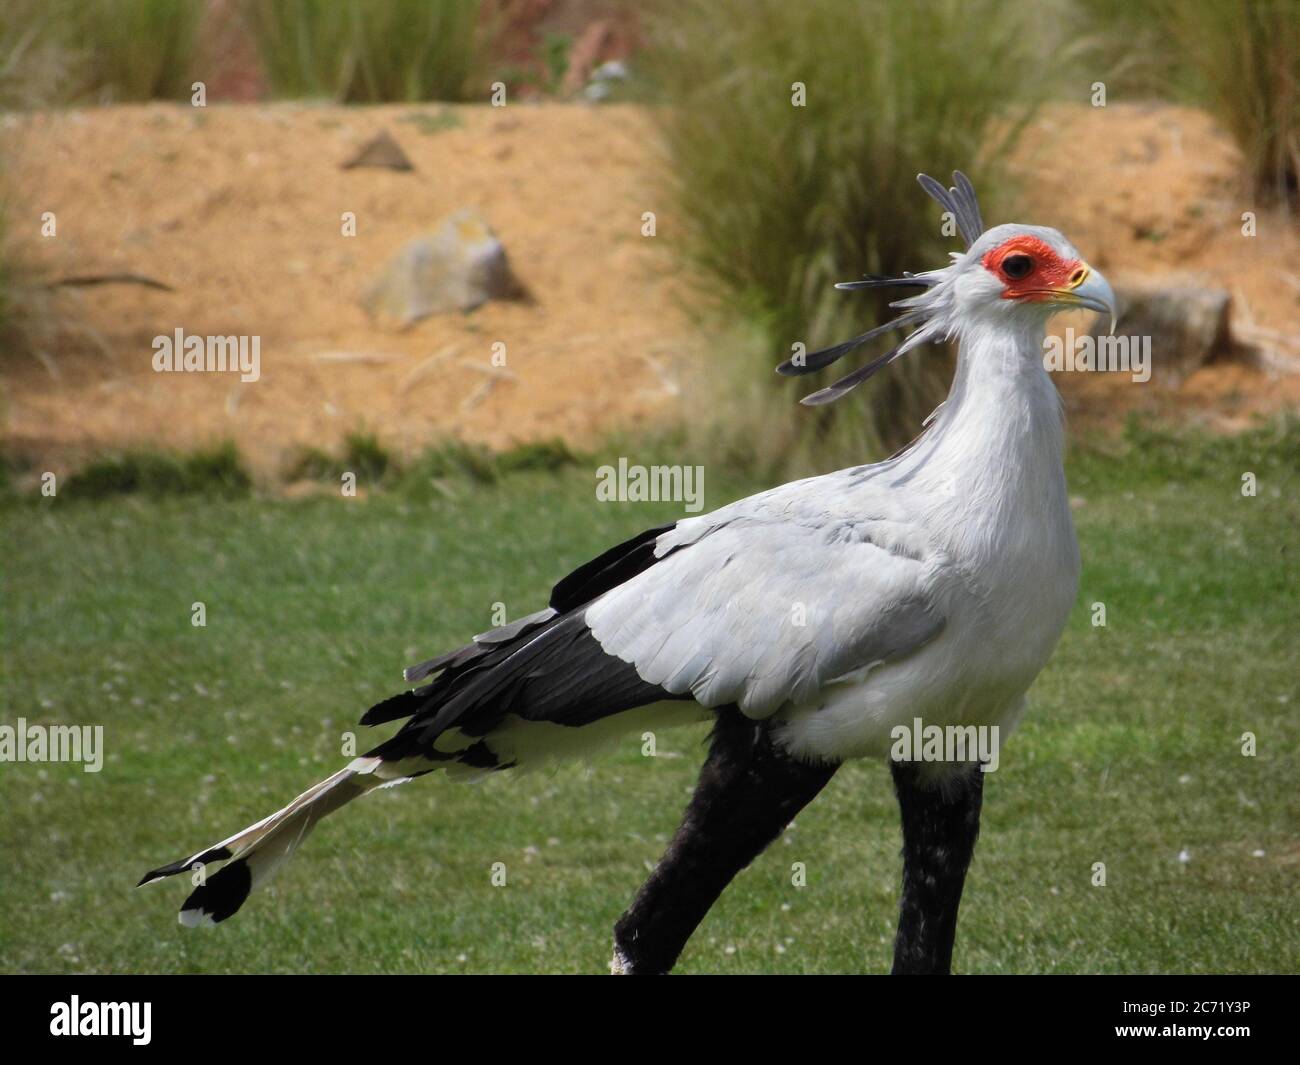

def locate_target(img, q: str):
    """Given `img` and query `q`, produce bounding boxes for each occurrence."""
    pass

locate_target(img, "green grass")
[1,428,1296,974]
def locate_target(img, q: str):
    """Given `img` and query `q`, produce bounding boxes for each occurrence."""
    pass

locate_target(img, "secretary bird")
[140,172,1115,975]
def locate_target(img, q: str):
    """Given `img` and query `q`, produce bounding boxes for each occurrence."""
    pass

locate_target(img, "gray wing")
[585,476,948,718]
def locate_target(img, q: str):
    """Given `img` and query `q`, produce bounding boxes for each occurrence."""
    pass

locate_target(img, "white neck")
[896,315,1070,556]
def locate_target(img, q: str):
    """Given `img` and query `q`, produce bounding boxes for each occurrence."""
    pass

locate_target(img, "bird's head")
[948,223,1116,330]
[778,172,1116,405]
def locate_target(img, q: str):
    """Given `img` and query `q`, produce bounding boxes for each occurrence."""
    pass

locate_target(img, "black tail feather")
[137,845,233,887]
[180,859,253,925]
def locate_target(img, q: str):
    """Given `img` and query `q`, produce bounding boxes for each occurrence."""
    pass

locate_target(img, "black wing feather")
[361,521,692,764]
[548,522,676,611]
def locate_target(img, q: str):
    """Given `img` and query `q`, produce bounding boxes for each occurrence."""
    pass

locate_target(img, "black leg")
[890,760,984,974]
[612,707,838,974]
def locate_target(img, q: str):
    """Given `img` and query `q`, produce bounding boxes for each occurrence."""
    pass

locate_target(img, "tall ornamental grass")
[242,0,483,103]
[640,0,1061,471]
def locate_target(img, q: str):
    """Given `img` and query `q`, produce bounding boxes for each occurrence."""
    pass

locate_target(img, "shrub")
[1083,1,1297,206]
[639,0,1060,470]
[242,0,483,103]
[1155,0,1298,206]
[395,439,578,498]
[63,444,252,500]
[0,0,78,108]
[17,0,205,104]
[288,431,393,486]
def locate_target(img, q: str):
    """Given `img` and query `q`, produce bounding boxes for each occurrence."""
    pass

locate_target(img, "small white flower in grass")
[1178,849,1191,864]
[724,944,736,956]
[1251,849,1265,858]
[775,943,786,955]
[1178,774,1192,785]
[780,903,791,912]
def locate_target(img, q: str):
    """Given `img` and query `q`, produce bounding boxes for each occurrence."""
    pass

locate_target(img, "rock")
[342,130,413,171]
[584,60,630,103]
[360,210,527,329]
[1091,275,1231,387]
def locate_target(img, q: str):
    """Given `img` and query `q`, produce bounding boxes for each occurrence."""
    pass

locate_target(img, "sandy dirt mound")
[2,103,691,477]
[1021,103,1299,430]
[1,101,1296,478]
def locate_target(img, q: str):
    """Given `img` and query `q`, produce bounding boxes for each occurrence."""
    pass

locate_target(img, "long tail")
[140,575,695,927]
[137,755,396,926]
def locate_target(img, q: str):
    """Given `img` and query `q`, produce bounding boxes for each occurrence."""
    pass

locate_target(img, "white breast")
[777,321,1080,764]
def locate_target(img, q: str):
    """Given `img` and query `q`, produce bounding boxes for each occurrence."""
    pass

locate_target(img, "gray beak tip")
[1068,267,1118,336]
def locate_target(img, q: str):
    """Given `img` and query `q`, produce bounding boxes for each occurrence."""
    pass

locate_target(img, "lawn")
[1,427,1296,974]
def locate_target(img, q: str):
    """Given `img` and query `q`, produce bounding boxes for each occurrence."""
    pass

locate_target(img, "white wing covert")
[584,478,948,718]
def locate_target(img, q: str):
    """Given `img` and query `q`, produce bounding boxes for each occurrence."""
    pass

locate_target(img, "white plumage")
[589,239,1086,770]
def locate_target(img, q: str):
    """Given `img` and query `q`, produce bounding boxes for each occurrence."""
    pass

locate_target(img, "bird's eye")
[1001,254,1033,280]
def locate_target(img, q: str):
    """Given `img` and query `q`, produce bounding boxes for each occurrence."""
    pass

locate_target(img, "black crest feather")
[916,170,984,249]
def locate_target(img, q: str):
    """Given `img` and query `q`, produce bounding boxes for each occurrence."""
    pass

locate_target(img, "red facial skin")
[981,236,1085,302]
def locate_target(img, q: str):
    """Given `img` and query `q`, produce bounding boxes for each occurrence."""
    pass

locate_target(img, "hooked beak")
[1048,265,1118,334]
